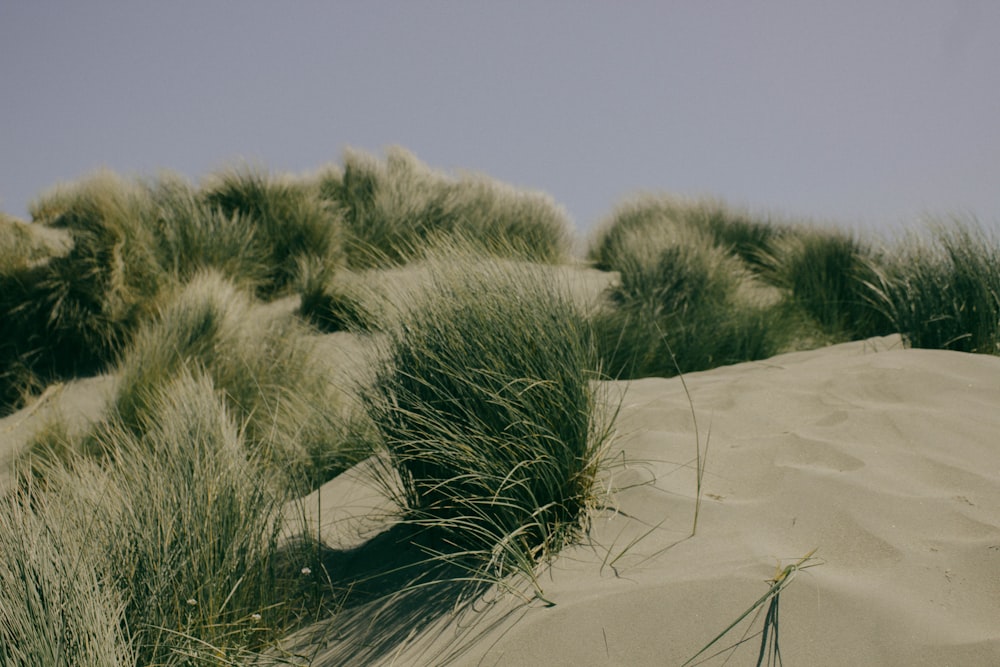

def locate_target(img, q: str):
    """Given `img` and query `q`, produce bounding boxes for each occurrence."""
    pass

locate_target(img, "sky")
[2,1,998,236]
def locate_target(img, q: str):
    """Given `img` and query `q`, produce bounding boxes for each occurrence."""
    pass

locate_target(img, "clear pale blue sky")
[2,1,998,234]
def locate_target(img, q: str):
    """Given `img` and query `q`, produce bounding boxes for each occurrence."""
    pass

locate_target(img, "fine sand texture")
[284,334,1000,666]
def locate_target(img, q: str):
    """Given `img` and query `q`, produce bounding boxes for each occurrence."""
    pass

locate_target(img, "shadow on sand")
[276,522,532,666]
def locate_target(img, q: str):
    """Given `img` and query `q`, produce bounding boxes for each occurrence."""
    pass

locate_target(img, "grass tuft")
[101,270,361,489]
[321,146,571,268]
[683,548,822,667]
[145,171,272,291]
[100,370,296,663]
[18,369,319,665]
[363,251,613,598]
[757,226,893,340]
[590,221,788,378]
[0,172,165,414]
[869,219,1000,353]
[201,165,343,297]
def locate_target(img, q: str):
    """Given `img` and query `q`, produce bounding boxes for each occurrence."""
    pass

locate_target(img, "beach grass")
[3,370,324,666]
[869,219,1000,353]
[201,165,343,297]
[0,211,71,273]
[103,270,360,490]
[587,194,785,273]
[757,225,894,340]
[362,251,613,598]
[0,216,71,410]
[589,217,789,378]
[318,146,572,269]
[295,255,380,333]
[0,479,137,666]
[0,172,166,415]
[145,171,273,292]
[682,548,822,666]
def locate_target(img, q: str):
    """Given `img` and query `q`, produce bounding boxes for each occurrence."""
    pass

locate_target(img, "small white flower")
[300,567,312,576]
[251,613,262,622]
[186,598,197,607]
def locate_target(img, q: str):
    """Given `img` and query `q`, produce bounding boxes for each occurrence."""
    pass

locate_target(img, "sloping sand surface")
[287,335,1000,665]
[0,374,116,489]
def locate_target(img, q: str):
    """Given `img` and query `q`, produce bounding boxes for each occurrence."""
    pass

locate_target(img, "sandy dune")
[4,328,999,665]
[286,334,1000,666]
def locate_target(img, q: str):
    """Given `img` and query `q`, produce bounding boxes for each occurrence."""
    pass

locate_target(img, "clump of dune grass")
[870,219,1000,353]
[0,172,166,414]
[586,195,906,377]
[757,226,893,340]
[145,172,272,291]
[590,221,789,378]
[0,481,136,666]
[98,270,360,489]
[588,194,785,274]
[363,251,613,599]
[0,216,73,410]
[295,255,380,333]
[319,146,571,268]
[10,370,321,665]
[317,148,436,267]
[201,165,343,297]
[100,371,300,663]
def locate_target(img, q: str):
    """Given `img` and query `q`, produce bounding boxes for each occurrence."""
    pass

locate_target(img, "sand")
[285,334,1000,666]
[4,320,999,665]
[0,374,116,489]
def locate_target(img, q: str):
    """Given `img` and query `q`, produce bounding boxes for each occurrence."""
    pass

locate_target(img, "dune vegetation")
[363,251,613,600]
[1,148,998,664]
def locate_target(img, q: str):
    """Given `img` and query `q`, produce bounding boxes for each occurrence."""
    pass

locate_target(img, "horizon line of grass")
[0,148,581,415]
[318,146,573,269]
[587,194,1000,380]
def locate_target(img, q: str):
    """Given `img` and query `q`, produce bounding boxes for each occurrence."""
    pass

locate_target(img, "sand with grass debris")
[285,334,1000,666]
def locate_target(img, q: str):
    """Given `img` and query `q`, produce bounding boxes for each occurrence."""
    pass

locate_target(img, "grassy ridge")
[590,216,788,378]
[319,146,572,268]
[588,194,785,273]
[0,150,572,416]
[589,196,798,378]
[587,195,996,379]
